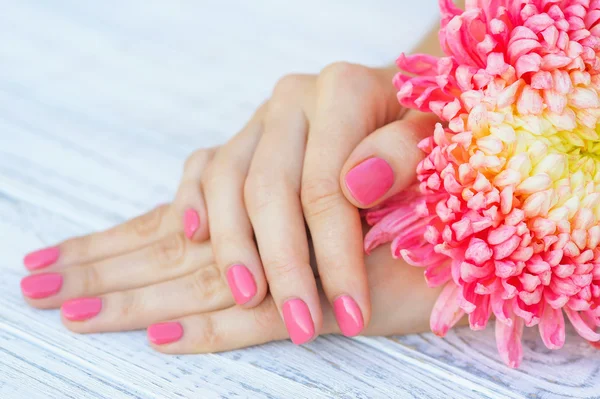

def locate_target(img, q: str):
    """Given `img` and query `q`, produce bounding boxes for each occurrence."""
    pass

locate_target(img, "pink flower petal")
[465,238,494,265]
[424,262,452,288]
[539,303,566,350]
[469,294,492,330]
[495,314,524,368]
[491,293,513,325]
[488,224,518,245]
[430,282,465,337]
[565,308,600,342]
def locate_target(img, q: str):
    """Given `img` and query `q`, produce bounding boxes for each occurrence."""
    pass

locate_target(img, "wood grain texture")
[1,1,599,398]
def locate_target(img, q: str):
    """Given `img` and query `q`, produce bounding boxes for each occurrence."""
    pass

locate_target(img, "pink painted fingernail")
[61,297,103,321]
[23,247,60,270]
[21,273,63,299]
[148,322,184,345]
[282,299,315,345]
[226,264,257,305]
[183,208,200,239]
[344,157,394,205]
[333,295,364,337]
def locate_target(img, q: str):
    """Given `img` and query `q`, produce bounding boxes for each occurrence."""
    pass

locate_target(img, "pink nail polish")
[333,295,364,337]
[23,247,60,270]
[61,297,103,321]
[282,299,315,345]
[226,264,257,305]
[20,273,63,299]
[344,157,394,205]
[148,322,184,345]
[183,208,200,239]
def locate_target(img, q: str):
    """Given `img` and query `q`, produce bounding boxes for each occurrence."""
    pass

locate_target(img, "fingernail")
[183,208,200,239]
[226,264,257,305]
[61,297,103,321]
[282,299,315,345]
[344,157,394,205]
[23,247,60,270]
[333,295,364,337]
[21,273,63,299]
[148,322,184,345]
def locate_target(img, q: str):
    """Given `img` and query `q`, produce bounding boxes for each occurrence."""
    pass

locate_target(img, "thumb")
[340,110,440,208]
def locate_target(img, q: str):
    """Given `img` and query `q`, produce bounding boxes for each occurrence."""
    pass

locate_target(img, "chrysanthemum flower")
[365,0,600,367]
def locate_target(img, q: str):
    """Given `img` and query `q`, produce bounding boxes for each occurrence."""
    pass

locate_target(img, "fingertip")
[342,157,394,207]
[182,207,210,242]
[183,208,200,239]
[332,295,366,337]
[340,117,438,208]
[225,264,258,306]
[23,246,61,271]
[282,298,317,345]
[147,321,184,346]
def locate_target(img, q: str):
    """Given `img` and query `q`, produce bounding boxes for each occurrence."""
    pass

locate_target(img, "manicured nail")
[333,295,364,337]
[20,273,63,299]
[148,322,184,345]
[61,297,103,321]
[344,157,394,205]
[226,264,257,305]
[183,208,200,239]
[282,299,315,345]
[23,247,60,270]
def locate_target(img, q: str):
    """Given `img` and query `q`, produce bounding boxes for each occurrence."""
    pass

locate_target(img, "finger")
[245,75,322,344]
[59,265,232,333]
[173,148,217,242]
[148,297,284,352]
[150,247,462,353]
[148,293,340,353]
[301,63,384,337]
[202,103,268,307]
[341,110,439,208]
[23,204,179,272]
[24,146,218,273]
[20,234,214,309]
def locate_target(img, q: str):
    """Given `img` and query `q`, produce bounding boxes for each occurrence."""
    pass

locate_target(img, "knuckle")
[263,257,300,282]
[151,234,187,268]
[189,265,223,303]
[301,177,343,217]
[116,290,142,319]
[79,264,102,296]
[244,171,280,215]
[200,158,242,193]
[184,149,211,173]
[131,206,167,237]
[192,314,222,351]
[61,235,92,261]
[319,62,371,87]
[273,74,305,96]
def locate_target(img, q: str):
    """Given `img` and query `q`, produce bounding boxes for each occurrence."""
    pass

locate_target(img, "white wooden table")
[1,1,599,398]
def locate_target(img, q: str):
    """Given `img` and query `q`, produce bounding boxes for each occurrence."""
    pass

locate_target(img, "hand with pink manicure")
[21,2,453,343]
[20,206,459,352]
[21,63,444,348]
[165,64,440,345]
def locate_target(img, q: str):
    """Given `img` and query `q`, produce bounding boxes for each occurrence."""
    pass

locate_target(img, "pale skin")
[22,15,469,351]
[24,202,443,353]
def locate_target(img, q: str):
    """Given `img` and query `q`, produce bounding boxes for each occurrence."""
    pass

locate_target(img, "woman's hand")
[22,62,440,345]
[20,197,443,350]
[191,63,439,344]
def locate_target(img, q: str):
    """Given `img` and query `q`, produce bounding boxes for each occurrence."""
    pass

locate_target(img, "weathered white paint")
[1,1,599,398]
